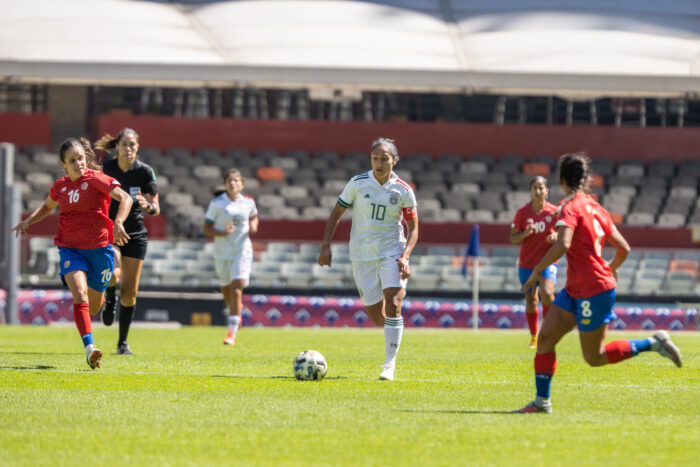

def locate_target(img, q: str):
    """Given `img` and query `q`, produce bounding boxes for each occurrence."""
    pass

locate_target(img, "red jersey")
[49,169,120,249]
[557,192,617,299]
[512,201,558,269]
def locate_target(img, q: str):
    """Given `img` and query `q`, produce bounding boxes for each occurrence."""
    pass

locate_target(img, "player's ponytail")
[557,152,591,209]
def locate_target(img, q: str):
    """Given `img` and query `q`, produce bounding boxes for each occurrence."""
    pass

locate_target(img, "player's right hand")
[318,245,332,266]
[224,222,235,234]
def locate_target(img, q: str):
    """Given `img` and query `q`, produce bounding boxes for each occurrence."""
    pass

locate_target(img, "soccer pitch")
[1,326,698,466]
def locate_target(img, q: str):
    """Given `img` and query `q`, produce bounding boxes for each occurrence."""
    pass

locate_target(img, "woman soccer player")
[95,128,159,355]
[515,153,682,414]
[510,176,558,349]
[13,138,132,369]
[318,138,418,381]
[203,169,258,345]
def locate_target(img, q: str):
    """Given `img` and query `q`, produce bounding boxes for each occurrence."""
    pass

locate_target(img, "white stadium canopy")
[0,0,699,98]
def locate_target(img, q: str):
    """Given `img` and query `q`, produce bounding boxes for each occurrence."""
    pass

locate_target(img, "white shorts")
[351,256,407,306]
[214,255,252,287]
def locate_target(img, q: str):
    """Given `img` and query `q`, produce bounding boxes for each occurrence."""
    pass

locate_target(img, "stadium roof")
[1,0,699,98]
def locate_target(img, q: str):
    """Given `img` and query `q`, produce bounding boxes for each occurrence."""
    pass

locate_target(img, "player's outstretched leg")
[652,330,682,367]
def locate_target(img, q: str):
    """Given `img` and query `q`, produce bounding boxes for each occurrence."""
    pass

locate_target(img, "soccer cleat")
[652,331,682,368]
[529,335,538,349]
[86,346,102,370]
[116,341,133,355]
[101,298,117,327]
[223,331,236,346]
[379,362,395,381]
[513,401,552,414]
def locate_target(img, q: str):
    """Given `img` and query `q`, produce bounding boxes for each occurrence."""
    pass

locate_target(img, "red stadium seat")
[522,163,550,176]
[669,259,698,281]
[256,166,285,183]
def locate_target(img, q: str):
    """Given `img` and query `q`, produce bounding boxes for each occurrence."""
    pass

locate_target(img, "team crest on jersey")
[81,182,88,190]
[546,216,552,223]
[61,187,67,192]
[389,193,399,205]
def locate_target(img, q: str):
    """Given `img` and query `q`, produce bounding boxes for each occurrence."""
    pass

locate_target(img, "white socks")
[228,315,241,337]
[384,317,404,365]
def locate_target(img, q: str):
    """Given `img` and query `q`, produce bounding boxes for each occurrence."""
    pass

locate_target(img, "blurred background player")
[95,128,160,355]
[510,176,558,348]
[318,138,418,381]
[203,169,258,345]
[515,153,682,414]
[12,137,132,369]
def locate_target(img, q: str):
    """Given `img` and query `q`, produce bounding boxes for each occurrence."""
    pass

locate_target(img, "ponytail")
[95,127,139,151]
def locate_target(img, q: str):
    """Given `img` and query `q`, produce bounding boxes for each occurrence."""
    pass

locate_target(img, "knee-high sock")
[118,304,135,344]
[228,315,241,337]
[384,317,404,364]
[605,339,651,363]
[526,310,539,336]
[542,304,551,318]
[534,352,556,399]
[73,302,93,347]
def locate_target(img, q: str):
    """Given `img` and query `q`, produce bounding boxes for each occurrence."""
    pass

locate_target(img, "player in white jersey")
[203,169,259,345]
[318,138,419,381]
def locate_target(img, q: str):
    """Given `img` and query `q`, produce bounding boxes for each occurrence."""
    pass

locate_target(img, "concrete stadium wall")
[93,114,700,162]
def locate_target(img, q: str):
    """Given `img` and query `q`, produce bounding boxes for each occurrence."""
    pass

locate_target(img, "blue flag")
[461,224,480,277]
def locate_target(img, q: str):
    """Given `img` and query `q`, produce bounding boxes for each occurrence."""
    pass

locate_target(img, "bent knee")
[583,353,607,367]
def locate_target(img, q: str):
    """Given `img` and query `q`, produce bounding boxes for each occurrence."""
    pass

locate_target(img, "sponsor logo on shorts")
[64,260,70,268]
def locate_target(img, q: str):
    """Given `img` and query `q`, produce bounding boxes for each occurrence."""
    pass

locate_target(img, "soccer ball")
[293,350,328,381]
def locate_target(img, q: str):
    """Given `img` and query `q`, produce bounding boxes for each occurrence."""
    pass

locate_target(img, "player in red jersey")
[511,176,558,349]
[13,138,132,370]
[514,153,682,414]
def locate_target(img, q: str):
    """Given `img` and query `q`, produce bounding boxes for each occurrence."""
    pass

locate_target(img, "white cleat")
[379,362,395,381]
[652,331,682,368]
[85,345,102,370]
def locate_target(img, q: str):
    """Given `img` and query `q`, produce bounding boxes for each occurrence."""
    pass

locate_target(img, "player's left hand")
[521,271,540,292]
[11,221,30,237]
[397,257,411,280]
[546,232,557,243]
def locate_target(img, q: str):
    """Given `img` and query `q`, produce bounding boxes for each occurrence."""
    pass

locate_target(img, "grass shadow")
[2,351,75,356]
[0,365,56,370]
[211,374,349,380]
[398,409,516,415]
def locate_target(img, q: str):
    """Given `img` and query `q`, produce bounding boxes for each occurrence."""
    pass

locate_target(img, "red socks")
[73,302,91,336]
[604,340,632,364]
[526,310,539,336]
[534,352,557,375]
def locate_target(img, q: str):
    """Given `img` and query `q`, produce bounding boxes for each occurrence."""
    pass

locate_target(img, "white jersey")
[204,193,258,260]
[338,170,417,261]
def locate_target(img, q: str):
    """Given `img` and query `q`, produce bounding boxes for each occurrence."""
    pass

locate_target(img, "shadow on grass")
[211,375,349,380]
[3,351,75,356]
[0,365,56,370]
[398,409,517,415]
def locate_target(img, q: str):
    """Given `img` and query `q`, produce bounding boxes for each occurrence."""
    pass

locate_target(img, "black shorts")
[115,233,148,260]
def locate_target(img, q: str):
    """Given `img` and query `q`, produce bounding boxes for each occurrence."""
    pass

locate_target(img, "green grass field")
[1,325,698,466]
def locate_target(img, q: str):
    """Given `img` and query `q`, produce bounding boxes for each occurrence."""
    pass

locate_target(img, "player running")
[514,153,682,414]
[12,138,132,369]
[318,138,418,381]
[96,128,160,355]
[203,169,258,346]
[510,176,558,349]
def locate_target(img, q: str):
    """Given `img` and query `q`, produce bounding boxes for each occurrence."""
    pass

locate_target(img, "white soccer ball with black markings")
[293,350,327,381]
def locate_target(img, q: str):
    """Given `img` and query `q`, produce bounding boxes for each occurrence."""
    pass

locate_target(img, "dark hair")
[370,137,399,161]
[59,137,102,171]
[558,152,591,205]
[223,168,242,182]
[529,175,548,189]
[94,127,139,151]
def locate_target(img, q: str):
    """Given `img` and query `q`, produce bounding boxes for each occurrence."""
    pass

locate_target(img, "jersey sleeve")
[556,201,579,231]
[49,179,61,201]
[402,189,418,219]
[511,207,523,230]
[337,179,356,208]
[92,171,121,195]
[143,166,159,196]
[249,198,258,218]
[204,200,221,224]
